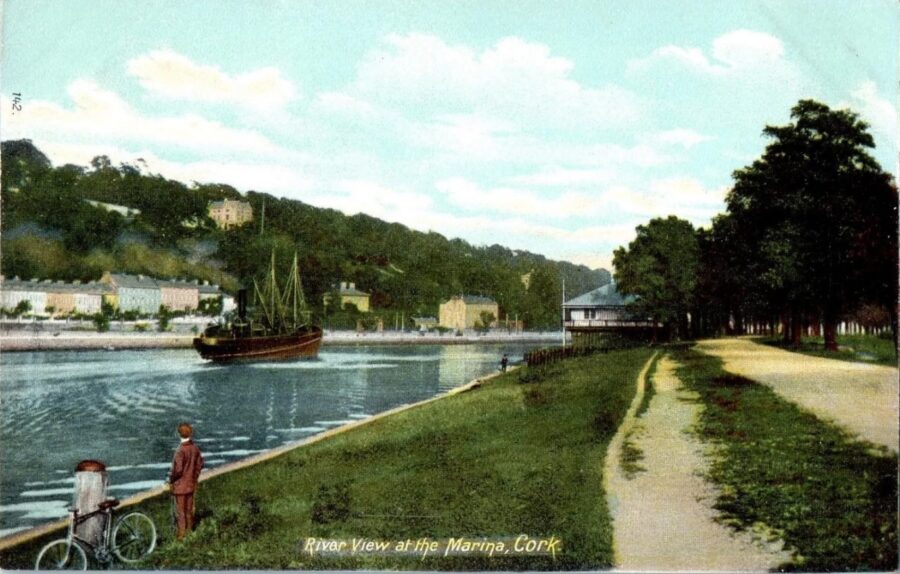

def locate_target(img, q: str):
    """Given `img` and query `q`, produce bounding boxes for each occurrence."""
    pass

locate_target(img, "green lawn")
[758,334,897,366]
[674,345,898,571]
[2,348,653,570]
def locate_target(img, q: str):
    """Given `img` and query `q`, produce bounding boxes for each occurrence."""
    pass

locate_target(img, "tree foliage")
[613,216,699,338]
[717,100,897,347]
[1,140,609,330]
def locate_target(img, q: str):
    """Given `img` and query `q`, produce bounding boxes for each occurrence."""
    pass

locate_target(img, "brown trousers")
[173,493,195,539]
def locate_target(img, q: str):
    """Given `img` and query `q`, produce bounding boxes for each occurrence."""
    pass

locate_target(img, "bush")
[92,313,110,332]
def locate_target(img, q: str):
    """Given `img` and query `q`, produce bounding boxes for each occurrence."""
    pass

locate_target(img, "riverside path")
[697,338,899,452]
[605,356,791,570]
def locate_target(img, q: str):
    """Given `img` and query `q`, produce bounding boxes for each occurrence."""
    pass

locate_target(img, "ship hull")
[193,327,323,363]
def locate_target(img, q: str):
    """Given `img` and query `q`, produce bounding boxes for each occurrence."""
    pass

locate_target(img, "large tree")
[727,100,896,349]
[613,216,700,340]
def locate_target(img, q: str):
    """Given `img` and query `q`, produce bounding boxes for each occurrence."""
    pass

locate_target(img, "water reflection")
[0,342,538,533]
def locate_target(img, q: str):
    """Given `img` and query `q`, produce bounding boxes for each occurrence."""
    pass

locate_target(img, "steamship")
[193,253,323,362]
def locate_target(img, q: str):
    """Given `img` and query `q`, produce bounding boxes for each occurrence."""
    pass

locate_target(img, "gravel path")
[697,338,899,452]
[605,355,792,571]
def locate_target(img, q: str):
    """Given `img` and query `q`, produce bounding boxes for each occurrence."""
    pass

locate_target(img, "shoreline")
[0,330,567,352]
[0,365,515,552]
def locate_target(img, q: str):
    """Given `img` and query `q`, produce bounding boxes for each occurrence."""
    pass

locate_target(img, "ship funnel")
[237,288,248,320]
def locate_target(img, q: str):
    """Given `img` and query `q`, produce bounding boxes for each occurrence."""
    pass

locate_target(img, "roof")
[564,282,635,308]
[1,277,111,294]
[339,284,369,296]
[197,281,222,294]
[105,273,160,290]
[444,295,497,305]
[156,278,200,290]
[209,199,250,209]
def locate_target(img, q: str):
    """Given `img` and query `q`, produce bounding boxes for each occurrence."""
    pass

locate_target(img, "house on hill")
[412,316,438,330]
[439,295,499,331]
[208,199,253,230]
[101,273,162,314]
[326,282,371,312]
[563,282,656,333]
[1,277,113,316]
[1,277,48,315]
[85,200,141,218]
[157,278,200,312]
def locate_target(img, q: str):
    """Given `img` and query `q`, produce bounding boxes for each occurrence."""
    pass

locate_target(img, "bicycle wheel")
[112,512,156,563]
[34,539,87,570]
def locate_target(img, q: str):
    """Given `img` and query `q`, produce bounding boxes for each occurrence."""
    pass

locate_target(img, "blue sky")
[2,0,896,270]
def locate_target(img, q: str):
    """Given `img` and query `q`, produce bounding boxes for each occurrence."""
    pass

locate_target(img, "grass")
[620,352,659,479]
[1,348,654,570]
[758,333,897,366]
[673,345,898,571]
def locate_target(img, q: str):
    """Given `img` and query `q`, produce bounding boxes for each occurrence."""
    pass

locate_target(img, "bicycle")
[34,498,157,570]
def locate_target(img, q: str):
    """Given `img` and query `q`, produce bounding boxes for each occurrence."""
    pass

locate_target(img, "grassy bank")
[2,348,653,570]
[759,334,897,366]
[673,345,897,571]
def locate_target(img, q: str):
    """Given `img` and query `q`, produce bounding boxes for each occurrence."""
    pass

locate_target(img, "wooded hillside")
[1,140,609,329]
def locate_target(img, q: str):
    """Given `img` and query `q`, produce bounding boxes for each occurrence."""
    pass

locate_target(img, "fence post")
[73,460,109,548]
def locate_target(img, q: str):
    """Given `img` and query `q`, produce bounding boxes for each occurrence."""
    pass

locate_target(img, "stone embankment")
[1,328,567,352]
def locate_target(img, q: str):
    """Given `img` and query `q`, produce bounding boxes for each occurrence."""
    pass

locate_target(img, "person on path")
[167,422,204,540]
[500,354,509,372]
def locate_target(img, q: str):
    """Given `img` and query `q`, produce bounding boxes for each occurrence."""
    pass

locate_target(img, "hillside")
[0,140,610,329]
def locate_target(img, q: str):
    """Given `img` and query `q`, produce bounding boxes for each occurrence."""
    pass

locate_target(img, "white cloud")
[24,139,316,197]
[311,92,376,117]
[599,177,726,224]
[643,128,713,149]
[509,167,616,187]
[304,179,436,228]
[0,82,289,158]
[712,29,784,69]
[342,33,641,130]
[127,49,296,108]
[846,80,897,147]
[627,29,792,78]
[437,177,609,219]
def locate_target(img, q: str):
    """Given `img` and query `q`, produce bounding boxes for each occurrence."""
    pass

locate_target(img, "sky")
[1,0,896,271]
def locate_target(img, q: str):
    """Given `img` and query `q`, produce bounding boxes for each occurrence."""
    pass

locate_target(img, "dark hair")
[177,423,193,438]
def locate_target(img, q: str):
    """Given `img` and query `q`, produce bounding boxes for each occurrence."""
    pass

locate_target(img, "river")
[0,342,540,537]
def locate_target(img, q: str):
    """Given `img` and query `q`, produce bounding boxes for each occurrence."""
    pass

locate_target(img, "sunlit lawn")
[3,348,653,570]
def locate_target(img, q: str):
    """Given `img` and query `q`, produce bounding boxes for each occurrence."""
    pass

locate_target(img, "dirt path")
[605,356,791,571]
[697,338,899,452]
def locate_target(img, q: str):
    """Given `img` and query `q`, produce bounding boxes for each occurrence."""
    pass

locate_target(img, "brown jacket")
[169,440,204,495]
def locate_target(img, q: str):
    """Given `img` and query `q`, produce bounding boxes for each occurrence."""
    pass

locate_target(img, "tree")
[475,310,496,333]
[726,100,896,349]
[157,304,171,332]
[613,216,699,340]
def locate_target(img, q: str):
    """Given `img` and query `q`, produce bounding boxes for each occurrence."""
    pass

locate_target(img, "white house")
[563,282,655,331]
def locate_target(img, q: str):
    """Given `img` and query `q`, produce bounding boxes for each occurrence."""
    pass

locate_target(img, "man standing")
[168,422,204,540]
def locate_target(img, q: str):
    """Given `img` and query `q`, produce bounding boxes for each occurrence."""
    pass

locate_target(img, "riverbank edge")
[0,331,566,352]
[0,364,517,552]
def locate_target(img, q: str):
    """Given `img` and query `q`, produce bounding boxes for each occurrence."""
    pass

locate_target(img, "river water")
[0,343,539,537]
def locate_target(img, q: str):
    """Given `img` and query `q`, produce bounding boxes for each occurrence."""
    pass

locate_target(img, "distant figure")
[168,422,204,540]
[500,354,509,372]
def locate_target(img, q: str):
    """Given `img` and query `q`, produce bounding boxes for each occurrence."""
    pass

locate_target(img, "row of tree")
[1,140,609,330]
[614,100,898,348]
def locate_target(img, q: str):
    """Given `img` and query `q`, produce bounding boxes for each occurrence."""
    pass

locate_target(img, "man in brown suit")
[168,422,204,539]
